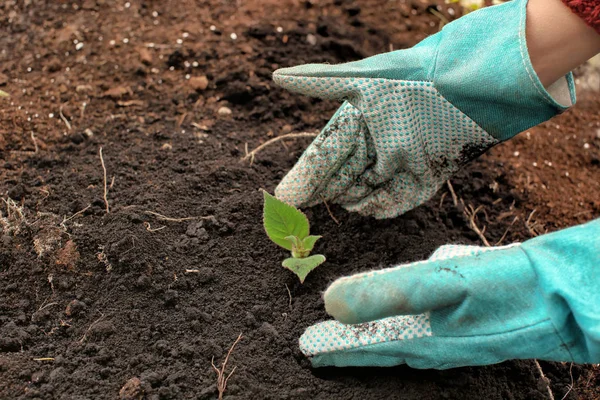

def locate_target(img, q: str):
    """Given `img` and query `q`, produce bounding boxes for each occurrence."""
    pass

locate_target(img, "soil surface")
[1,0,599,399]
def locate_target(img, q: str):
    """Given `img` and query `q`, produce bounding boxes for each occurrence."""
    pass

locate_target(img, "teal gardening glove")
[273,0,575,218]
[300,219,600,368]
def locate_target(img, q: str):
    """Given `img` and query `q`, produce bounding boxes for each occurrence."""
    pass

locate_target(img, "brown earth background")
[1,0,599,399]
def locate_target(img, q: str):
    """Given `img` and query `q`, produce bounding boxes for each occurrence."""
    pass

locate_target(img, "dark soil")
[1,0,598,399]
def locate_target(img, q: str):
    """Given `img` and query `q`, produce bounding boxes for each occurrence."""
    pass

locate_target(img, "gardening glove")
[299,219,600,369]
[273,0,575,219]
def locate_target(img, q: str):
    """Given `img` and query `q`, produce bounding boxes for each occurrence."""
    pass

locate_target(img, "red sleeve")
[561,0,600,35]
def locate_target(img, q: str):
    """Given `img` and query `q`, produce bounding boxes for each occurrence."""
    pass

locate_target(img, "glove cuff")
[433,0,576,141]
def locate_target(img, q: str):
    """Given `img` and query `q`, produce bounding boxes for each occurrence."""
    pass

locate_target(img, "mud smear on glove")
[458,142,496,166]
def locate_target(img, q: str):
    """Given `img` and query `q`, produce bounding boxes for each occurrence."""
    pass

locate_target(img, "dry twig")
[320,196,340,226]
[211,333,243,400]
[59,103,72,131]
[495,216,519,246]
[99,147,110,213]
[525,209,546,237]
[429,8,449,30]
[30,132,39,153]
[38,302,58,312]
[242,132,318,165]
[144,210,213,222]
[177,112,187,128]
[79,313,106,343]
[285,284,292,309]
[61,204,91,228]
[80,102,87,119]
[534,359,556,400]
[560,363,574,400]
[144,221,166,232]
[439,192,448,209]
[446,180,458,207]
[0,197,27,235]
[461,201,491,247]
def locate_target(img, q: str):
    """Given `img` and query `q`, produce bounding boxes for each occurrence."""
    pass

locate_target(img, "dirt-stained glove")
[299,219,600,369]
[273,0,575,219]
[300,219,600,369]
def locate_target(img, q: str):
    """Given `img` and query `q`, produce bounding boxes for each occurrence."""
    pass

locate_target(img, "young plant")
[262,190,325,283]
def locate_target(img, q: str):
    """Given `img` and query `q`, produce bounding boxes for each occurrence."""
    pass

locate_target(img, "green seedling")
[262,190,325,283]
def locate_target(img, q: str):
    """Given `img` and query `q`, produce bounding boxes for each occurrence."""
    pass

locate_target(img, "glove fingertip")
[272,66,312,93]
[274,176,315,208]
[323,279,363,324]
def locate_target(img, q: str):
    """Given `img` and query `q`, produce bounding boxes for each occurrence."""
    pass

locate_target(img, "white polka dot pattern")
[273,75,499,219]
[299,313,432,357]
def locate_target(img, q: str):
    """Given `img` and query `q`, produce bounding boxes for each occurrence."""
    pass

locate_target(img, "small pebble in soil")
[217,106,232,115]
[189,75,209,91]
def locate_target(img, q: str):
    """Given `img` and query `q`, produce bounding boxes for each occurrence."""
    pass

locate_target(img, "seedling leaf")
[263,190,309,251]
[0,90,9,98]
[282,255,326,283]
[302,235,321,252]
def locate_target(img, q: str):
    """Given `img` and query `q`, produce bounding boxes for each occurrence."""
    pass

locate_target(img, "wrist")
[527,0,600,88]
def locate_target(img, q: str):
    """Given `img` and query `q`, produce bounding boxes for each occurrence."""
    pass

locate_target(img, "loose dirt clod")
[119,377,144,400]
[211,333,243,400]
[55,240,80,269]
[189,76,209,91]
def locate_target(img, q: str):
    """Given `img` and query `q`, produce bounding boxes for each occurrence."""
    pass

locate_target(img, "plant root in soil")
[242,132,318,165]
[211,333,243,400]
